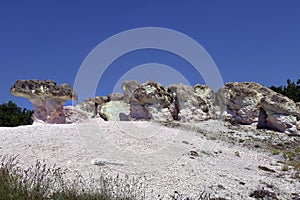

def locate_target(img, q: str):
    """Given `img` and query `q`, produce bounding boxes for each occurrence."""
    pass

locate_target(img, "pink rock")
[11,80,77,124]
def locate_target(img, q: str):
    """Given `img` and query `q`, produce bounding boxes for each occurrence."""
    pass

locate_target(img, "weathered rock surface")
[108,93,124,101]
[75,98,96,117]
[122,80,140,103]
[265,114,297,133]
[194,84,216,114]
[217,82,299,133]
[129,81,177,121]
[296,102,300,121]
[100,101,130,121]
[168,84,215,122]
[63,106,88,124]
[296,121,300,131]
[11,80,77,124]
[76,96,108,118]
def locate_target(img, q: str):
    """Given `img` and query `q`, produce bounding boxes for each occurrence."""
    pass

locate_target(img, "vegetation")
[0,101,33,127]
[269,79,300,102]
[0,155,227,200]
[0,155,144,200]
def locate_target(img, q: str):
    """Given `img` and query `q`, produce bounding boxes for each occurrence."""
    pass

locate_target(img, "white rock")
[100,101,130,121]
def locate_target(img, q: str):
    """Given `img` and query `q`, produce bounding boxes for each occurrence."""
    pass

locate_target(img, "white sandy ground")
[0,119,299,199]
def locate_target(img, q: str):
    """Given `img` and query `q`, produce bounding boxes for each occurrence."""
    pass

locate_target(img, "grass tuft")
[0,155,143,200]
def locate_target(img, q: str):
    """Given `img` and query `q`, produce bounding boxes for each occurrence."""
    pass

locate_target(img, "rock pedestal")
[11,80,77,124]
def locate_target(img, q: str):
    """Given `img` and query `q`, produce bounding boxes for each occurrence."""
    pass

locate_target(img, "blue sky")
[0,1,299,109]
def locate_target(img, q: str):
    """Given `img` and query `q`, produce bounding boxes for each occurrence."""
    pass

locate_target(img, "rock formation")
[108,93,124,101]
[168,84,215,122]
[217,82,299,133]
[63,106,88,124]
[100,101,130,121]
[296,102,300,121]
[75,97,97,117]
[122,80,140,103]
[12,78,299,135]
[129,81,178,121]
[296,121,300,131]
[11,80,77,124]
[76,96,108,118]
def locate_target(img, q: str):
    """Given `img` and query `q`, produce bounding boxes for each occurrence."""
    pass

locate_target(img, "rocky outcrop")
[76,96,108,118]
[75,97,97,117]
[100,101,130,121]
[122,80,140,103]
[63,106,88,124]
[296,102,300,121]
[168,84,215,122]
[217,82,299,133]
[296,121,300,131]
[194,84,216,115]
[108,93,124,101]
[129,81,178,121]
[11,80,77,124]
[11,78,300,135]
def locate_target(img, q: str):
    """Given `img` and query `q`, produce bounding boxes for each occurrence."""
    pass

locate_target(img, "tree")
[0,101,33,127]
[269,79,300,103]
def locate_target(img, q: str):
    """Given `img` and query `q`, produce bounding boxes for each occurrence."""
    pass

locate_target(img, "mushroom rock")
[10,80,77,124]
[122,80,140,103]
[129,81,177,121]
[168,84,215,122]
[217,82,300,133]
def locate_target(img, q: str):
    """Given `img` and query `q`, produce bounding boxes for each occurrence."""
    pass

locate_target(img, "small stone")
[217,184,225,190]
[239,181,245,185]
[189,150,199,157]
[258,165,276,173]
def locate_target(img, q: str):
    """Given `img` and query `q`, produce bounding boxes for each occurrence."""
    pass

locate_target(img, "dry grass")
[0,155,144,200]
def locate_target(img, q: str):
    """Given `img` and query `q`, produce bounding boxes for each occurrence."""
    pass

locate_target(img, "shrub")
[281,164,289,171]
[0,101,33,127]
[0,155,143,200]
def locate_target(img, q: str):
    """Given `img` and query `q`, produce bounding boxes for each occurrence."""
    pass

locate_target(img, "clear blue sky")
[1,1,299,109]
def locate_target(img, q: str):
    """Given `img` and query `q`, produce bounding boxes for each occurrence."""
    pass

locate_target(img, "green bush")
[0,101,33,127]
